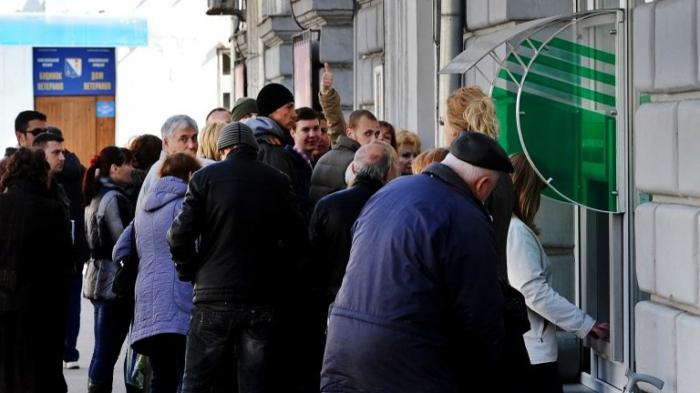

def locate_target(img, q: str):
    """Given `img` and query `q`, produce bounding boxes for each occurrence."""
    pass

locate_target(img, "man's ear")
[15,131,25,145]
[346,128,354,138]
[351,162,358,175]
[474,176,492,202]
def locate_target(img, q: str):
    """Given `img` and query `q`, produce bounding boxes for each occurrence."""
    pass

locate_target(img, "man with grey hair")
[320,131,514,392]
[310,141,397,302]
[136,114,198,211]
[304,141,397,389]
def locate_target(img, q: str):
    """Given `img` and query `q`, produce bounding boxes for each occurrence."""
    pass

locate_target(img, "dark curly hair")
[0,148,49,191]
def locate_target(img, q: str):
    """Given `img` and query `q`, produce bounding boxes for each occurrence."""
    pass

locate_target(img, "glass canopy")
[441,10,623,213]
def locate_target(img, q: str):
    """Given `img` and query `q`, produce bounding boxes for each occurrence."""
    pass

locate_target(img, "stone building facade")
[224,1,700,391]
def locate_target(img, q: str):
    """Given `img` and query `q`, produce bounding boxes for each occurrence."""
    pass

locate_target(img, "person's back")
[168,122,308,393]
[309,134,359,204]
[169,148,306,305]
[0,149,72,393]
[321,167,504,392]
[310,175,383,303]
[132,176,193,345]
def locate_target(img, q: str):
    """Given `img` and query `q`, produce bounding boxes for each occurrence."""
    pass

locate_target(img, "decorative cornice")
[258,15,302,47]
[291,0,354,29]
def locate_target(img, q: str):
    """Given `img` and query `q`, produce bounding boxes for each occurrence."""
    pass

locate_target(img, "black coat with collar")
[309,175,384,303]
[284,145,314,222]
[0,179,73,393]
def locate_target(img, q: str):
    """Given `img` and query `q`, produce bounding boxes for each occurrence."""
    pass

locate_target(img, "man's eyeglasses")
[24,128,47,137]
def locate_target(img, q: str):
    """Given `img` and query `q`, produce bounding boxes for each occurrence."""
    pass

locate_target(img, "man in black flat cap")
[168,122,308,393]
[320,131,513,393]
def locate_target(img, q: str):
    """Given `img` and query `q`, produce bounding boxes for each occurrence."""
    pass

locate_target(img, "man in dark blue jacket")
[321,131,514,393]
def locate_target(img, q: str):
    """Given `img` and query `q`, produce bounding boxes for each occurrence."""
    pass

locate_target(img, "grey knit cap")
[217,122,259,152]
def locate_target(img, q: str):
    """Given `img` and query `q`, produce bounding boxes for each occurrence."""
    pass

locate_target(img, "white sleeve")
[507,222,595,339]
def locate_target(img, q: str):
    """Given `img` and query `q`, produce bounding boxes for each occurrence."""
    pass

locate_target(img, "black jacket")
[308,135,360,205]
[167,149,309,306]
[0,179,72,393]
[284,145,313,222]
[246,116,295,179]
[54,151,88,271]
[0,180,73,311]
[309,175,383,302]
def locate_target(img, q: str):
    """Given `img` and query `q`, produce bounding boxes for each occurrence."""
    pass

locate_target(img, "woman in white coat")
[507,153,609,393]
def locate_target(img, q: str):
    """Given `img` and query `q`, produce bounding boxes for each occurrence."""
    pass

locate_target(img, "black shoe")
[87,379,112,393]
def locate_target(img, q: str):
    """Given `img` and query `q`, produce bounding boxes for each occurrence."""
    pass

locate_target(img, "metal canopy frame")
[439,11,613,77]
[440,10,624,213]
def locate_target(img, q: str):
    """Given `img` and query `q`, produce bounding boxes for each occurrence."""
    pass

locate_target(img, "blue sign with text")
[33,48,116,96]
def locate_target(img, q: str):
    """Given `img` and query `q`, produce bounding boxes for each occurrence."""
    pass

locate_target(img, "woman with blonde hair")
[507,152,608,393]
[443,85,530,393]
[444,85,498,144]
[197,122,226,162]
[395,129,422,175]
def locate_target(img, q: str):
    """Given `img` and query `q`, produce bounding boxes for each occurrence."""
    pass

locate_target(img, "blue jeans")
[181,303,274,393]
[88,299,133,387]
[64,272,82,362]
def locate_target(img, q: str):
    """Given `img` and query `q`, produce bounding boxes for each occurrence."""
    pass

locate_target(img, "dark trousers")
[0,310,67,393]
[88,299,133,387]
[141,334,186,393]
[181,303,274,393]
[529,362,564,393]
[64,272,82,362]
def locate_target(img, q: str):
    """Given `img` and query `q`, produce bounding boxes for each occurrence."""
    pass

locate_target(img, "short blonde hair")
[197,122,225,161]
[446,86,499,140]
[396,130,422,152]
[411,148,449,174]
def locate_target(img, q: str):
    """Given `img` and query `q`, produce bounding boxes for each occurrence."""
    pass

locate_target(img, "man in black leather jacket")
[168,122,308,393]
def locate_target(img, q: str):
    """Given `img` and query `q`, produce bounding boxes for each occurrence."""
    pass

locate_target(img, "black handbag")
[112,224,139,298]
[499,278,531,335]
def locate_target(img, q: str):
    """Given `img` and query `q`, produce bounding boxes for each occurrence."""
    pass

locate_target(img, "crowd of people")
[0,62,609,393]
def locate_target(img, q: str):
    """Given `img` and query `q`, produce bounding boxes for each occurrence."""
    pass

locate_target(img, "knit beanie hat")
[231,97,259,121]
[256,83,294,117]
[217,122,259,152]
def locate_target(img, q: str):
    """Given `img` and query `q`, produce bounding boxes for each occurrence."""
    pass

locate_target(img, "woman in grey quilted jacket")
[82,146,134,393]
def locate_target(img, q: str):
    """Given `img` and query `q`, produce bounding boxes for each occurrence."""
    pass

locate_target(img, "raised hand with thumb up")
[321,62,334,94]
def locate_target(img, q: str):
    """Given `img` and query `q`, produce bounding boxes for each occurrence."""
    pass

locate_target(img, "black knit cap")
[256,83,294,117]
[449,130,514,173]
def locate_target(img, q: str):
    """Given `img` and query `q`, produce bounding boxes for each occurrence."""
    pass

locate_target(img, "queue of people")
[0,67,609,393]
